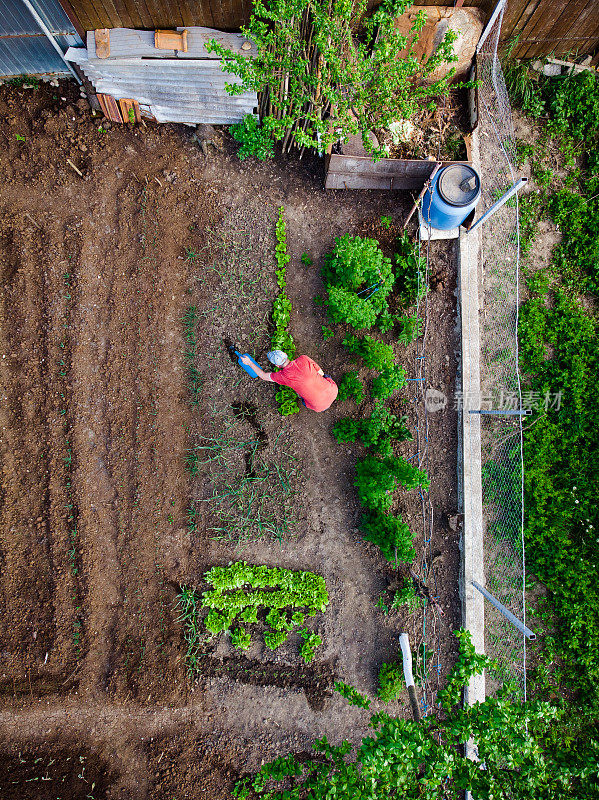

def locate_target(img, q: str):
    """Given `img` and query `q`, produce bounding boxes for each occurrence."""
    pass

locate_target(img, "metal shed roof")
[66,31,258,125]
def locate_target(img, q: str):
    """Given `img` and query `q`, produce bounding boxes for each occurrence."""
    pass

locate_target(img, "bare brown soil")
[0,79,460,798]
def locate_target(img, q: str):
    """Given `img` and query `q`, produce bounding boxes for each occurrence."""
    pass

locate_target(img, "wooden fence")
[62,0,599,59]
[502,0,599,60]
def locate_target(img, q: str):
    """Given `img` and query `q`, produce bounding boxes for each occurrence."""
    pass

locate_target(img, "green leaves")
[338,370,365,403]
[322,235,395,330]
[377,660,404,702]
[271,207,300,415]
[238,630,590,800]
[178,562,328,661]
[334,681,371,709]
[343,334,395,372]
[371,365,407,399]
[229,114,275,161]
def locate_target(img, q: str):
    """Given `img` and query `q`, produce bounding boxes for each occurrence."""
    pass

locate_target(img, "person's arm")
[240,355,274,382]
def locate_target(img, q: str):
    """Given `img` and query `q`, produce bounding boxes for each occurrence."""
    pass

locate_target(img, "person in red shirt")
[240,350,338,412]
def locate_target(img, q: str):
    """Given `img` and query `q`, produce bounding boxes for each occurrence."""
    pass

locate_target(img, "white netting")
[476,0,527,697]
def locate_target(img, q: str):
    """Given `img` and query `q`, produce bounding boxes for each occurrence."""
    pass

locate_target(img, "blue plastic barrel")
[422,164,481,230]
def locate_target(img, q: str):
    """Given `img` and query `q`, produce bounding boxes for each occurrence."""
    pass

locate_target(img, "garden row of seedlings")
[177,209,329,676]
[59,265,84,661]
[317,226,432,702]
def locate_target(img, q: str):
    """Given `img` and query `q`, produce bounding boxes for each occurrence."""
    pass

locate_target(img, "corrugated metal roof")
[66,46,258,125]
[0,0,82,77]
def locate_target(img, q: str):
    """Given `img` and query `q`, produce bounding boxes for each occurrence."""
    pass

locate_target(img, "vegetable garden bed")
[0,78,462,798]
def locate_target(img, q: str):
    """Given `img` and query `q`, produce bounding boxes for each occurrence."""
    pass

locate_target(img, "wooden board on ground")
[324,153,470,191]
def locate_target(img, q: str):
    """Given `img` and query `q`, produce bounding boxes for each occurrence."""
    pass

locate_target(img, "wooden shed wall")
[64,0,493,34]
[502,0,599,59]
[64,0,599,58]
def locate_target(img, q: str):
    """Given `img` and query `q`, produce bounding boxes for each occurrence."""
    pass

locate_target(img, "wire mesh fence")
[475,0,528,697]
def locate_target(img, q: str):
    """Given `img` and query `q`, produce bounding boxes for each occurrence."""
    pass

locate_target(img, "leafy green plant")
[519,289,599,705]
[393,233,426,308]
[338,370,365,404]
[265,629,289,649]
[322,235,395,330]
[334,681,370,709]
[343,334,395,372]
[380,215,392,230]
[546,187,599,291]
[333,401,411,456]
[178,562,329,662]
[397,315,421,346]
[322,325,334,340]
[371,365,407,399]
[354,454,429,514]
[361,511,415,564]
[275,386,300,415]
[208,0,463,158]
[271,208,299,415]
[391,576,422,611]
[301,253,313,266]
[377,659,404,702]
[231,627,252,650]
[229,114,275,160]
[299,629,322,664]
[547,70,599,142]
[235,630,597,800]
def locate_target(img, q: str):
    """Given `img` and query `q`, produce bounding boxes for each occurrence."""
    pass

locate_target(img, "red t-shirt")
[271,355,338,412]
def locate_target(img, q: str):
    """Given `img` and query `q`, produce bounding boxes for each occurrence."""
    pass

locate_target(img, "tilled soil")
[0,79,461,798]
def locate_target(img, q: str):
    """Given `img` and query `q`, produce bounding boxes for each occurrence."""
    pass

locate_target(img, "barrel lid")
[438,165,480,207]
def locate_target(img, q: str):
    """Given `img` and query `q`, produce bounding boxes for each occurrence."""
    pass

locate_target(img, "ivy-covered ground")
[504,61,599,788]
[0,79,463,798]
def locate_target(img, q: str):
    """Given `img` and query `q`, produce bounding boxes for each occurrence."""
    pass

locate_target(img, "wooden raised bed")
[324,59,479,191]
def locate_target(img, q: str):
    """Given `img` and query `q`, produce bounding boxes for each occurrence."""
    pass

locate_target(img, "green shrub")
[343,334,395,371]
[230,114,275,160]
[371,365,407,399]
[338,371,365,403]
[547,70,599,141]
[378,660,404,702]
[393,233,426,308]
[333,402,412,455]
[361,511,415,564]
[322,235,395,330]
[354,455,429,514]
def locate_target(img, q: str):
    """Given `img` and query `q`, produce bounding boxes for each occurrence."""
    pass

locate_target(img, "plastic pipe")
[467,178,527,234]
[472,581,536,640]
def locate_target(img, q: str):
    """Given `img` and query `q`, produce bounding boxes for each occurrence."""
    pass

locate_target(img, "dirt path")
[0,80,461,798]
